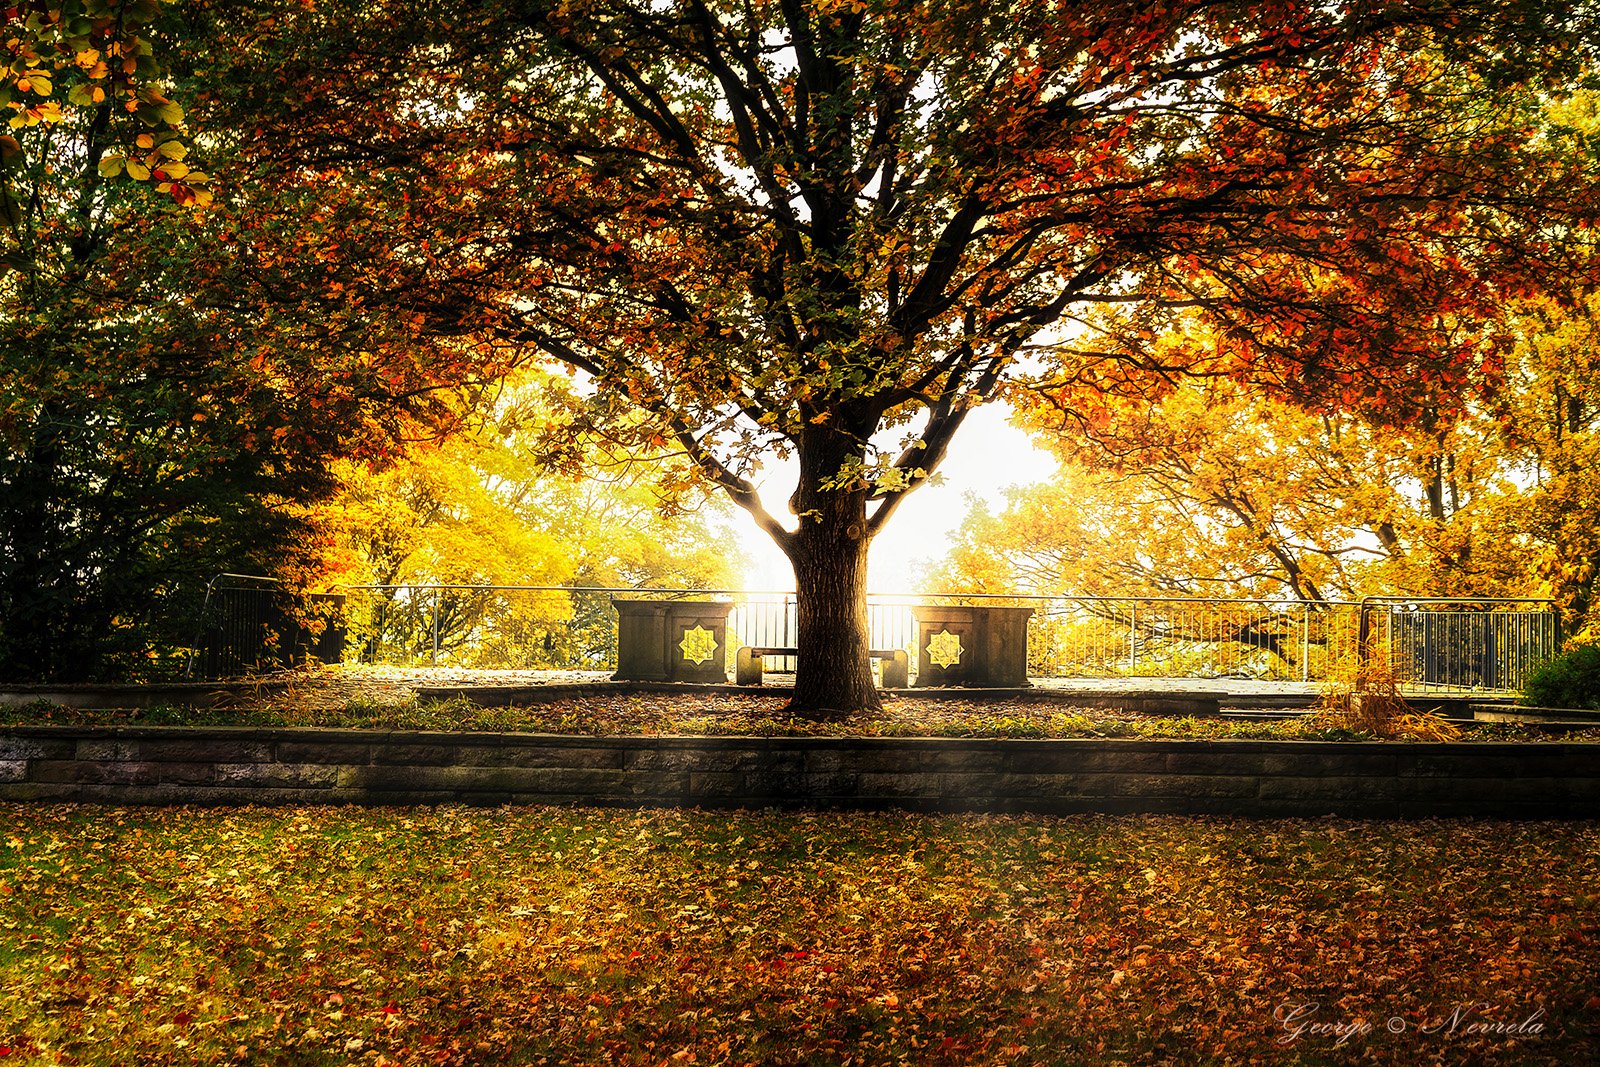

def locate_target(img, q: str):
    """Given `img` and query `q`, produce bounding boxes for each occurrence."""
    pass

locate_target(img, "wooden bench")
[735,646,909,688]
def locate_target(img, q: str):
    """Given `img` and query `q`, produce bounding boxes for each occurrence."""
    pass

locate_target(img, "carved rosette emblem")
[679,625,718,665]
[926,629,964,669]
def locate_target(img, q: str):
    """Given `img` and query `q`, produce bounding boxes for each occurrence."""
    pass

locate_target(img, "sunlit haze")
[728,404,1059,593]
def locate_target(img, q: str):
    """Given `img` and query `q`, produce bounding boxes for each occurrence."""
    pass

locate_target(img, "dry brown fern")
[1309,637,1461,741]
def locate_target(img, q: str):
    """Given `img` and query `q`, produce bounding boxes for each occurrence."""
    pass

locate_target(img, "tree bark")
[783,427,882,716]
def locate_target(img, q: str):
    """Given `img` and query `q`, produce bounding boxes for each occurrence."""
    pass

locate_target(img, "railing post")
[1128,604,1137,673]
[1301,606,1310,682]
[1356,598,1372,689]
[431,588,440,667]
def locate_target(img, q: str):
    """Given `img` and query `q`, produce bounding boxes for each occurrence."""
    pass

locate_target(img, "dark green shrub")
[1523,643,1600,709]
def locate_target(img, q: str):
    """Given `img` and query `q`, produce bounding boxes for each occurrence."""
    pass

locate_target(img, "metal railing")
[1358,597,1561,693]
[187,578,1559,692]
[311,585,1560,693]
[187,574,346,679]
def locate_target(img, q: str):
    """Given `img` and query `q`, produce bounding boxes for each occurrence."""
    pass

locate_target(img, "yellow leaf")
[125,160,150,180]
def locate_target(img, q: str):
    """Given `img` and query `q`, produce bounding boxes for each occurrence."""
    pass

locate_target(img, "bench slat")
[743,647,902,658]
[736,645,910,688]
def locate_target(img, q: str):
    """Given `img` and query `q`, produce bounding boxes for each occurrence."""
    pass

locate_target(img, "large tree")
[210,0,1599,712]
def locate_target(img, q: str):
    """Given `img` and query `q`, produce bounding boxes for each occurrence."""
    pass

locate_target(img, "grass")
[1,805,1595,1066]
[3,690,1595,743]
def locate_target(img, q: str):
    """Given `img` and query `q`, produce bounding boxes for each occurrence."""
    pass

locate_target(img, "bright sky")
[727,403,1060,593]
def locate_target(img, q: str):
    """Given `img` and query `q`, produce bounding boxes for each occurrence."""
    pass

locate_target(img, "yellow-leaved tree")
[310,374,745,667]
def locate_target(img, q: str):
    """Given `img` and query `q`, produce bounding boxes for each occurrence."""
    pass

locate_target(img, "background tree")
[931,382,1529,597]
[0,0,236,680]
[321,372,744,665]
[194,0,1600,710]
[933,290,1600,641]
[1492,295,1600,638]
[0,1,523,680]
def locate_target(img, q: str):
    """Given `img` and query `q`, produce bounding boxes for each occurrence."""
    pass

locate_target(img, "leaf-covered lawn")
[1,807,1596,1065]
[5,690,1594,743]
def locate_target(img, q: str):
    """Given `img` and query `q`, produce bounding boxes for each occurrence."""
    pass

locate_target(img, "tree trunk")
[783,427,882,717]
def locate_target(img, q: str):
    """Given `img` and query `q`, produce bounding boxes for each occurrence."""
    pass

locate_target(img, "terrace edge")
[3,726,1596,818]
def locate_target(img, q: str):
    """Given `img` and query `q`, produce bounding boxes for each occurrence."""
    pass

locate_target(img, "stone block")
[1130,696,1222,717]
[0,782,80,801]
[623,770,692,799]
[686,771,754,798]
[1260,752,1399,777]
[75,740,138,761]
[1256,776,1399,808]
[852,771,948,799]
[146,785,346,807]
[158,761,224,785]
[73,783,181,805]
[879,650,909,689]
[1465,750,1598,778]
[388,790,510,807]
[216,762,341,788]
[628,747,797,774]
[613,599,734,683]
[1103,773,1260,799]
[469,745,624,770]
[1404,751,1527,778]
[1397,775,1595,805]
[934,772,1010,799]
[986,772,1080,798]
[136,739,273,764]
[371,743,471,766]
[510,767,629,797]
[31,759,163,786]
[1159,751,1266,776]
[1003,745,1170,775]
[0,736,73,760]
[912,605,1034,687]
[338,764,625,796]
[274,741,372,765]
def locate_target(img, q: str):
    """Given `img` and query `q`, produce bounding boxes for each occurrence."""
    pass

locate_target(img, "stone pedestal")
[612,600,735,683]
[912,605,1034,687]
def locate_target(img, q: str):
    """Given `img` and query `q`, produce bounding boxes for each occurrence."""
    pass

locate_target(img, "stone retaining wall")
[2,727,1596,818]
